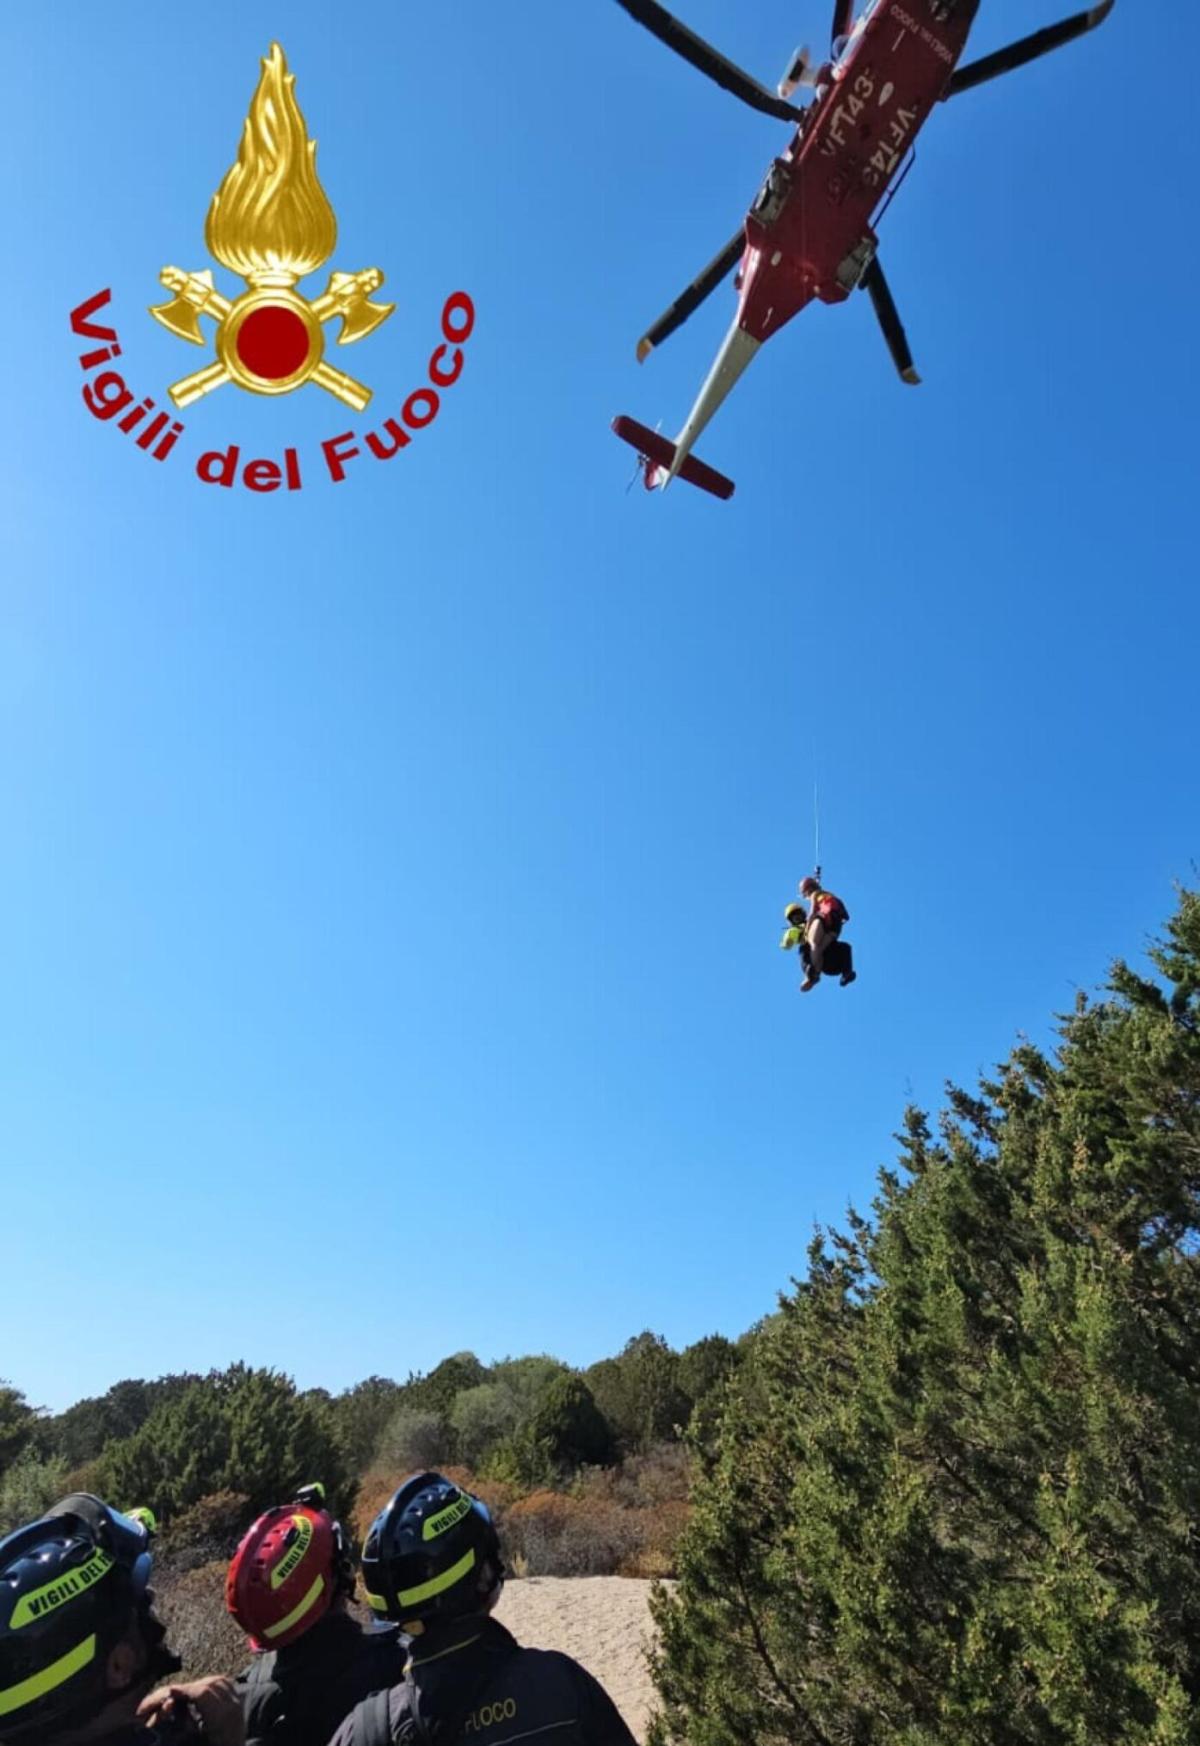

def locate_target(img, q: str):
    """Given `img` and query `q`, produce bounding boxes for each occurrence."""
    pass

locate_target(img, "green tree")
[512,1375,614,1485]
[0,1448,69,1533]
[372,1407,448,1474]
[650,890,1200,1746]
[97,1365,354,1525]
[451,1358,571,1470]
[586,1333,688,1454]
[0,1385,38,1476]
[451,1383,520,1470]
[38,1375,200,1470]
[404,1353,488,1422]
[676,1335,739,1410]
[332,1377,404,1472]
[491,1356,571,1410]
[677,1334,740,1445]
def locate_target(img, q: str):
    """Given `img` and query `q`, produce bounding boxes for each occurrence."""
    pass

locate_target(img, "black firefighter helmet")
[0,1493,170,1740]
[361,1472,503,1629]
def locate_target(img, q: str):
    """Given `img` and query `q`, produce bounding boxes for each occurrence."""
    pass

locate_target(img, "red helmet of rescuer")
[226,1484,350,1651]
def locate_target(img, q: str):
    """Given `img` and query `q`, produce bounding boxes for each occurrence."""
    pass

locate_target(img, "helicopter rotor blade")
[637,229,746,362]
[942,0,1115,97]
[830,0,855,49]
[613,0,805,123]
[860,257,920,385]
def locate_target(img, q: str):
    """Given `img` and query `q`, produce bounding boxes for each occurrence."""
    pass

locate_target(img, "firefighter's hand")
[138,1676,245,1743]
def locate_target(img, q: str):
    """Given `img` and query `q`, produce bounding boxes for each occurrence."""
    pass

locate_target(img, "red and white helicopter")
[610,0,1116,500]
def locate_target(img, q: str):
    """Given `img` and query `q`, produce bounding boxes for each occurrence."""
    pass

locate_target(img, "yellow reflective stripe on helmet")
[364,1589,389,1613]
[0,1633,97,1716]
[9,1552,113,1630]
[270,1515,314,1590]
[261,1573,326,1641]
[422,1493,472,1541]
[397,1547,475,1608]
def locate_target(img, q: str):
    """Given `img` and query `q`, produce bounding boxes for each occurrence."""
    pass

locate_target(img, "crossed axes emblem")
[150,266,395,412]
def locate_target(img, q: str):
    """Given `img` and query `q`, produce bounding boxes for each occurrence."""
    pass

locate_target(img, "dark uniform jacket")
[88,1714,206,1743]
[237,1611,408,1746]
[93,1728,196,1744]
[329,1614,638,1746]
[90,1732,179,1744]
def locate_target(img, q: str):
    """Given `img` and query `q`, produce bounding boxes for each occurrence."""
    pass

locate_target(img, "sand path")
[495,1575,666,1742]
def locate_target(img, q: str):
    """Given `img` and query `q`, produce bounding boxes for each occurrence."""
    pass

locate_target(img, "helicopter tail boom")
[611,416,736,500]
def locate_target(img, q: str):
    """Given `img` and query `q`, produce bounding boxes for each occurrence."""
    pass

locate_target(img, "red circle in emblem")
[235,306,312,380]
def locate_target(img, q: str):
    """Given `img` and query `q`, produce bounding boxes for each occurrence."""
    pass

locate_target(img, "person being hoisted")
[780,871,856,993]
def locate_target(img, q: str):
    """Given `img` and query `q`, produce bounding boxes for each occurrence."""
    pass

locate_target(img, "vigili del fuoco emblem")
[149,43,394,412]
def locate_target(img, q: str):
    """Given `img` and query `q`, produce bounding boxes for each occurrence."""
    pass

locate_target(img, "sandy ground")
[495,1576,667,1743]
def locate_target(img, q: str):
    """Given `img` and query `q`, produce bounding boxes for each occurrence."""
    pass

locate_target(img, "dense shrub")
[584,1443,691,1512]
[331,1377,405,1473]
[371,1406,448,1475]
[503,1465,687,1580]
[0,1449,69,1534]
[159,1491,254,1574]
[576,1446,691,1578]
[504,1491,640,1577]
[451,1383,519,1469]
[491,1357,573,1403]
[97,1365,354,1526]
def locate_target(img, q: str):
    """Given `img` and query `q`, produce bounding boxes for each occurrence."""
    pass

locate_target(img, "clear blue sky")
[3,2,1195,1415]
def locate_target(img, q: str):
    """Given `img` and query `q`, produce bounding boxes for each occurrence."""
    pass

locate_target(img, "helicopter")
[609,0,1117,500]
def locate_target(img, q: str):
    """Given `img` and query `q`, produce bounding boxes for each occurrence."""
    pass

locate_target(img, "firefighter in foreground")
[331,1472,638,1746]
[781,872,856,992]
[0,1493,242,1744]
[228,1484,406,1746]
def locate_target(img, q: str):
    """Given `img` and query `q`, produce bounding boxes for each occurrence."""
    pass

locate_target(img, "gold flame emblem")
[149,43,393,411]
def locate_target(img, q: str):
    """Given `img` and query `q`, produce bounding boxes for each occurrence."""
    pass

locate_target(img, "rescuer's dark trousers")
[806,917,837,978]
[803,935,853,981]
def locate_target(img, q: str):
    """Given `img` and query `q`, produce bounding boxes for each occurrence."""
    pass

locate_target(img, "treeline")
[0,1328,743,1542]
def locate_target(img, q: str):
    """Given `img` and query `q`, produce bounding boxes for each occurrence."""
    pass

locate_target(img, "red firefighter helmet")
[225,1485,348,1652]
